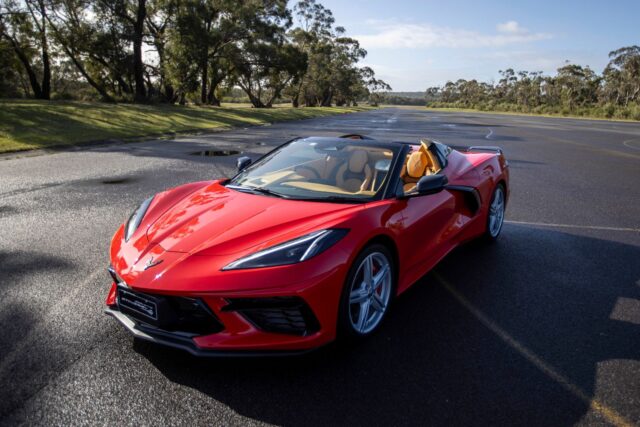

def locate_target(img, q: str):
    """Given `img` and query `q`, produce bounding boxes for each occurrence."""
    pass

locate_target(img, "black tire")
[482,183,506,242]
[337,243,396,340]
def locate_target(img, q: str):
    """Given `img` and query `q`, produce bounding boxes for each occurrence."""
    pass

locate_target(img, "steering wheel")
[295,165,321,180]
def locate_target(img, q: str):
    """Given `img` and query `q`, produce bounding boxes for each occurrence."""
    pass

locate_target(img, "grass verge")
[0,100,373,153]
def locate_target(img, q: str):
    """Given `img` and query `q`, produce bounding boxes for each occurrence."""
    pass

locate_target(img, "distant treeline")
[0,0,390,108]
[380,92,425,105]
[426,46,640,120]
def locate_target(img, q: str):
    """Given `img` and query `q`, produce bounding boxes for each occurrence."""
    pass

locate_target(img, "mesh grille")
[223,297,320,336]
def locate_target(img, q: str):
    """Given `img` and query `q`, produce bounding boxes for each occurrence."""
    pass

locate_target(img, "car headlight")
[124,196,154,242]
[222,229,349,270]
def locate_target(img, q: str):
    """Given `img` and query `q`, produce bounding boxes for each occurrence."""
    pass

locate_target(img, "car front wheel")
[338,244,395,339]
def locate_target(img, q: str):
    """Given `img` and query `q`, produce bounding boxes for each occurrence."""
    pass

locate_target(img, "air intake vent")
[223,297,320,336]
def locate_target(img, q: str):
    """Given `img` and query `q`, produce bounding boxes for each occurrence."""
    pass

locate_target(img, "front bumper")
[105,307,315,357]
[105,256,348,355]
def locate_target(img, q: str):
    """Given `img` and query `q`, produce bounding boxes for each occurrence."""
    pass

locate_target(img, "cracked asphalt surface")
[1,107,639,426]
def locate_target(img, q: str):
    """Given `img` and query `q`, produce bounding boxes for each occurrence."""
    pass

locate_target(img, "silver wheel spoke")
[350,287,368,304]
[372,263,389,290]
[363,255,373,286]
[371,293,386,312]
[356,300,370,332]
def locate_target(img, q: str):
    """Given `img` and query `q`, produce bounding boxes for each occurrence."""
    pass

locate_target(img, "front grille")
[116,287,224,336]
[223,297,320,336]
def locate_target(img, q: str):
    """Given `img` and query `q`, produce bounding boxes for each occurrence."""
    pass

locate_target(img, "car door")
[392,144,458,291]
[395,185,457,289]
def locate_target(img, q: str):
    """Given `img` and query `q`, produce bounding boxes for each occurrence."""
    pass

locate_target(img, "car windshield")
[226,138,400,202]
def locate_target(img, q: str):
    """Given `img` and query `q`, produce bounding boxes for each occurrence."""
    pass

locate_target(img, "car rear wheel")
[338,244,395,339]
[484,183,506,241]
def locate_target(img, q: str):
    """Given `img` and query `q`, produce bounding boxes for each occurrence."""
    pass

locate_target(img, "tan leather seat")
[335,150,372,192]
[294,155,342,181]
[400,151,428,192]
[400,141,444,192]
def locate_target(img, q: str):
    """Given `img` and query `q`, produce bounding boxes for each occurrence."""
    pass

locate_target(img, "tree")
[232,35,307,107]
[358,66,391,106]
[96,0,148,101]
[603,46,640,106]
[45,0,115,101]
[0,0,52,99]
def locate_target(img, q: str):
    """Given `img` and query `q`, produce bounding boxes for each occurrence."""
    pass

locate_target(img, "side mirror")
[236,156,252,172]
[416,174,448,195]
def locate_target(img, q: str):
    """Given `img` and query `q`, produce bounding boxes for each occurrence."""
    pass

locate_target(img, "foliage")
[426,47,640,121]
[0,0,386,107]
[283,0,390,107]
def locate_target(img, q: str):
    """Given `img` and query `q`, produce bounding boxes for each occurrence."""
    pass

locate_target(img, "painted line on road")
[485,128,493,139]
[622,138,640,151]
[505,220,640,233]
[433,272,634,427]
[529,133,640,160]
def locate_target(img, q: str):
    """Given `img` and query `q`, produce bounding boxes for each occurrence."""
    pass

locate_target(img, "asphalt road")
[1,108,639,426]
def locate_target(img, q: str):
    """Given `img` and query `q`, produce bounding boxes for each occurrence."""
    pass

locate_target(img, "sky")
[320,0,640,91]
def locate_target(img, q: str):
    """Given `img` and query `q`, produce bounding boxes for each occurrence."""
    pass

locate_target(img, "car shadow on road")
[134,224,639,426]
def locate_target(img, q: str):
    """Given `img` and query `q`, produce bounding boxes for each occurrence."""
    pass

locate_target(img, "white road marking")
[485,128,494,139]
[505,220,640,233]
[434,272,634,427]
[622,138,640,150]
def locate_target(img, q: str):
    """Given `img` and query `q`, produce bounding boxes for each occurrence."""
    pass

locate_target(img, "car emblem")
[144,256,164,270]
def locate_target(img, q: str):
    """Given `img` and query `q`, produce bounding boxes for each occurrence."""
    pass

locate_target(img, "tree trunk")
[133,0,147,102]
[291,79,304,108]
[200,61,208,104]
[321,88,333,106]
[8,38,43,98]
[65,46,114,102]
[207,85,221,106]
[39,0,50,99]
[206,71,224,106]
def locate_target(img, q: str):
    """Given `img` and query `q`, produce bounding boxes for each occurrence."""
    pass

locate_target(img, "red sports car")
[105,135,509,355]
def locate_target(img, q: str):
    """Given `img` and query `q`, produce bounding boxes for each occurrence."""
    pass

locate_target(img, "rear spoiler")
[467,146,503,155]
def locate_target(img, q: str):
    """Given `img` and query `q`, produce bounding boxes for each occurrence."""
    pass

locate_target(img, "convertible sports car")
[105,135,509,355]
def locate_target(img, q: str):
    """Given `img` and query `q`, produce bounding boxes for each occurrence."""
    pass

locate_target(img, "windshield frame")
[225,137,406,203]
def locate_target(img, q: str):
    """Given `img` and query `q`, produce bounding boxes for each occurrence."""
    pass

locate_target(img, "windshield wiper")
[226,184,289,199]
[250,186,290,198]
[295,195,363,203]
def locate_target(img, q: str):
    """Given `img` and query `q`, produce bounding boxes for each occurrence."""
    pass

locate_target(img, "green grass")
[0,100,373,153]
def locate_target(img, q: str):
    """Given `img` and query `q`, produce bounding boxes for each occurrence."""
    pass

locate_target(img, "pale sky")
[320,0,640,91]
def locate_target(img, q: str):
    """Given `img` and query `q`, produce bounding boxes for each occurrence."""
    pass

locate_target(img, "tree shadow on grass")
[0,102,365,152]
[135,224,639,425]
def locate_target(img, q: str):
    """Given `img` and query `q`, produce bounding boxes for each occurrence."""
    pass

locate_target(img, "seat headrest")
[406,151,427,178]
[348,150,368,173]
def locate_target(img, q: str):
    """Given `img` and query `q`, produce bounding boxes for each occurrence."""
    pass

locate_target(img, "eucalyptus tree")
[285,0,334,106]
[0,0,52,99]
[358,66,391,106]
[92,0,148,101]
[602,46,640,106]
[45,0,118,101]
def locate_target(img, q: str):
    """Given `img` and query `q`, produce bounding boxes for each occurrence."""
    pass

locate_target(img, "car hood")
[145,181,362,256]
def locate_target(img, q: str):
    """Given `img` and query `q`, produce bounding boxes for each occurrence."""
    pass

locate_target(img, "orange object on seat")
[401,151,428,192]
